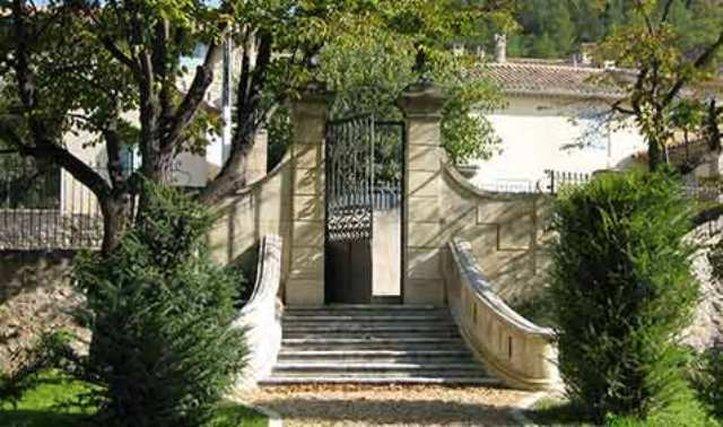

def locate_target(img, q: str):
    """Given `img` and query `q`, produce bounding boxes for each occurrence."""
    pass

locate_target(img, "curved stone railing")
[445,237,560,390]
[232,234,283,390]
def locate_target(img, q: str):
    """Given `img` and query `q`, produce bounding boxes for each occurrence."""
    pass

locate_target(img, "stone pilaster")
[285,91,329,306]
[398,84,447,305]
[245,129,268,184]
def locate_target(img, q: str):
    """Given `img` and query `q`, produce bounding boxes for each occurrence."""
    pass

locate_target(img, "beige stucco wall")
[440,165,553,302]
[470,95,645,191]
[399,86,553,306]
[208,158,293,278]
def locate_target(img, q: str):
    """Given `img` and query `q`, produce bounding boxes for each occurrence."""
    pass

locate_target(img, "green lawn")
[524,398,595,427]
[0,370,267,427]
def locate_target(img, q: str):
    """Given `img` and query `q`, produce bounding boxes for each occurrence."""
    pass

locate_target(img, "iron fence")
[476,178,538,194]
[327,186,402,212]
[0,152,103,250]
[543,169,591,194]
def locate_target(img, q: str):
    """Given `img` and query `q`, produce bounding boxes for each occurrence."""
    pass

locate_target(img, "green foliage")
[597,1,722,170]
[440,80,503,164]
[469,0,723,60]
[550,170,708,424]
[1,369,267,427]
[73,183,246,426]
[686,347,723,420]
[707,235,723,281]
[0,331,83,410]
[266,105,293,171]
[0,369,98,427]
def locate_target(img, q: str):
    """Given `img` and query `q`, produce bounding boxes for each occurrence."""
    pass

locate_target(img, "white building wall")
[469,95,645,192]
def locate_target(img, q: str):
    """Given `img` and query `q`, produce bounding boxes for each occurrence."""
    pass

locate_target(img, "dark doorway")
[324,116,404,304]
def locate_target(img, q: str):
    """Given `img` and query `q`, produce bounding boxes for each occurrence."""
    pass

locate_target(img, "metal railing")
[0,152,103,250]
[327,186,402,211]
[543,169,591,194]
[476,179,538,194]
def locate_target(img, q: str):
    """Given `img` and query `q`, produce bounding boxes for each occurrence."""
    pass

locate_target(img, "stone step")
[282,322,456,331]
[282,330,461,340]
[277,356,476,366]
[283,323,458,333]
[264,304,493,387]
[273,361,485,373]
[285,304,439,312]
[280,337,467,350]
[278,349,471,359]
[260,374,501,385]
[282,314,451,323]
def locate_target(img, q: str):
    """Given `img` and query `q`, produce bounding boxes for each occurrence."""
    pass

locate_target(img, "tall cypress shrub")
[550,170,708,424]
[74,184,246,426]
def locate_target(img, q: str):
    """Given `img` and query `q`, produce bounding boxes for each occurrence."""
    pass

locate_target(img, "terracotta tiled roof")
[471,61,628,99]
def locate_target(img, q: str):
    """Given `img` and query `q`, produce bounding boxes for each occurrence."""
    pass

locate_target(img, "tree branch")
[662,31,723,107]
[661,0,675,23]
[164,39,225,147]
[610,99,636,115]
[0,119,111,200]
[198,32,274,204]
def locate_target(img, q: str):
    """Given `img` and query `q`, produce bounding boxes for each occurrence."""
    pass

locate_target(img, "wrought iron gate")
[324,115,404,304]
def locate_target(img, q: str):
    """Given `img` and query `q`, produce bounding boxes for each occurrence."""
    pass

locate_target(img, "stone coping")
[239,234,283,317]
[233,234,284,390]
[230,154,292,198]
[442,161,548,200]
[449,238,554,338]
[446,237,559,390]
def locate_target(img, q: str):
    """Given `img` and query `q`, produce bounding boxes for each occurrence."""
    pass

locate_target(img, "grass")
[524,397,596,426]
[0,370,268,427]
[0,370,97,427]
[207,402,268,427]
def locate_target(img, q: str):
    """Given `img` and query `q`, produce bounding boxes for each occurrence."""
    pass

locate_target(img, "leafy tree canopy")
[0,0,515,251]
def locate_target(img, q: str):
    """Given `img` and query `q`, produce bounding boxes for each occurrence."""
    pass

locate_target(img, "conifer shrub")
[687,347,723,421]
[549,170,708,424]
[73,184,246,426]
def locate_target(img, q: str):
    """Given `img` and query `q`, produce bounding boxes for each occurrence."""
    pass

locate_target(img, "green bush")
[687,347,723,420]
[550,170,708,424]
[74,184,246,426]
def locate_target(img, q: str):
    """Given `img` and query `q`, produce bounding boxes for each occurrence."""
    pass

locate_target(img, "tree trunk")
[197,139,252,205]
[100,195,132,255]
[648,136,662,171]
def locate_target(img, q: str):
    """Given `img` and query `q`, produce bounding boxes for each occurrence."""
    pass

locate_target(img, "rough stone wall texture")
[0,251,89,373]
[684,223,723,351]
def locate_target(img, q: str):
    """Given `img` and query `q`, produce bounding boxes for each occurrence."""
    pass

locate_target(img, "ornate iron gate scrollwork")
[326,116,375,243]
[324,115,404,304]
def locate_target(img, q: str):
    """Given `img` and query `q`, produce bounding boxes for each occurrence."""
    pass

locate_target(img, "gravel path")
[245,384,535,426]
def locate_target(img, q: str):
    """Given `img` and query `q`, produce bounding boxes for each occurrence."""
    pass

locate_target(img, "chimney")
[494,33,507,63]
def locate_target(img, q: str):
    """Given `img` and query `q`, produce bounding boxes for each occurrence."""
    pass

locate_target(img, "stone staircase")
[260,305,500,385]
